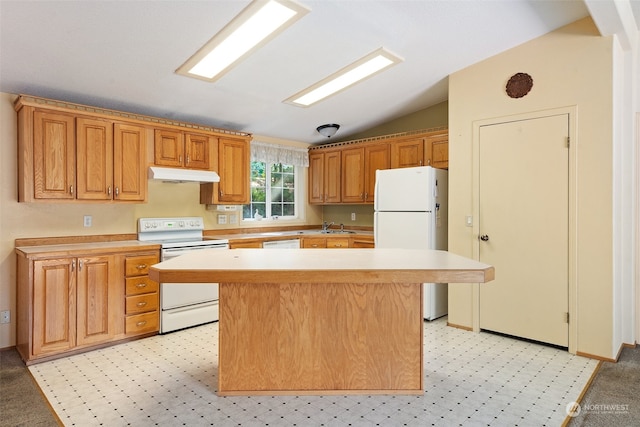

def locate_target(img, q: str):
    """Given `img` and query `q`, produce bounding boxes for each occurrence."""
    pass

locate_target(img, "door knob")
[479,234,489,242]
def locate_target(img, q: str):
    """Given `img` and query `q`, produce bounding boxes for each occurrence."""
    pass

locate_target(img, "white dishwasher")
[262,239,301,249]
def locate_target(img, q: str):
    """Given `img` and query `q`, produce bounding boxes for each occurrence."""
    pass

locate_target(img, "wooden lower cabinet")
[302,236,351,248]
[16,247,159,364]
[124,253,160,335]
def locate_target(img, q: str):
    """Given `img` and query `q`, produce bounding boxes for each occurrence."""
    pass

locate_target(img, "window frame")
[242,160,303,223]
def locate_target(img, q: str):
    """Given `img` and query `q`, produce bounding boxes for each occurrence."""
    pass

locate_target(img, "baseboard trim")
[446,322,472,331]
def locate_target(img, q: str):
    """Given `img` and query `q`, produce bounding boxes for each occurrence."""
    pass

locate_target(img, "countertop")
[149,248,494,285]
[15,240,160,256]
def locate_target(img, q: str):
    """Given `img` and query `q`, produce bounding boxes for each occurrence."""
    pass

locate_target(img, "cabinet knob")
[108,186,112,196]
[136,321,147,327]
[136,264,147,270]
[70,185,74,195]
[115,187,120,197]
[135,283,147,288]
[136,301,147,307]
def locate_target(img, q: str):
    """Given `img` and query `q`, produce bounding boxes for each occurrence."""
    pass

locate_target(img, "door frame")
[471,106,578,354]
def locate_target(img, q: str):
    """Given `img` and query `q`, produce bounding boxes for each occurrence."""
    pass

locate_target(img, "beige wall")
[335,101,448,143]
[448,18,616,358]
[0,92,321,348]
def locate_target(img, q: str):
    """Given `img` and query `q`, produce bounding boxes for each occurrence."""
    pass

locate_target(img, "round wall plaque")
[506,72,533,98]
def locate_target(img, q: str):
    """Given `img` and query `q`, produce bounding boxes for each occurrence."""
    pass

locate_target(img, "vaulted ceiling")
[1,1,637,144]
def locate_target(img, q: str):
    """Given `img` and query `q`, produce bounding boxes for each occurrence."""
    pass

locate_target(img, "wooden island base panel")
[149,248,494,396]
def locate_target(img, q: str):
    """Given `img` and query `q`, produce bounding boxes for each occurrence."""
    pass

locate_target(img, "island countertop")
[149,248,494,284]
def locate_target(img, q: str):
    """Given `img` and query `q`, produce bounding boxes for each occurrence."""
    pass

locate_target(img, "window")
[243,161,297,220]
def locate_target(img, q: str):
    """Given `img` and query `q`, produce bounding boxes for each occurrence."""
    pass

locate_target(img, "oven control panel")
[138,217,204,232]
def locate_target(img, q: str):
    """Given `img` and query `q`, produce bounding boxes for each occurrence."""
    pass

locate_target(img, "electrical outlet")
[217,214,227,225]
[229,214,238,224]
[83,215,92,227]
[351,212,356,221]
[0,310,10,324]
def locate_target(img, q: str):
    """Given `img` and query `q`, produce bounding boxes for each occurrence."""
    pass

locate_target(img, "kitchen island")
[149,248,494,396]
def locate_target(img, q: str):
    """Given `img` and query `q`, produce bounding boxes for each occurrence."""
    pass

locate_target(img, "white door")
[479,114,569,347]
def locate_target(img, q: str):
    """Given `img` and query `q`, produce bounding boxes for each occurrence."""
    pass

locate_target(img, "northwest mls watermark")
[566,401,630,417]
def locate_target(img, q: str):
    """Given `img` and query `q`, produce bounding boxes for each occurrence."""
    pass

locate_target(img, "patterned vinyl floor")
[29,317,597,426]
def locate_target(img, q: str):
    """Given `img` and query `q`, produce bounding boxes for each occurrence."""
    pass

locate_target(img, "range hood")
[148,166,220,183]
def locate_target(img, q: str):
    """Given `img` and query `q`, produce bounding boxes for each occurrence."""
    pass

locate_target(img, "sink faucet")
[322,221,334,231]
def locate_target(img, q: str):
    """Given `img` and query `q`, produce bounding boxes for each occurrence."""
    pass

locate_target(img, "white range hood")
[148,166,220,183]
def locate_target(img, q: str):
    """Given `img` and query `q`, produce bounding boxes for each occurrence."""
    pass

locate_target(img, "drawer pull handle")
[135,283,147,289]
[136,264,147,270]
[136,321,147,327]
[136,302,147,307]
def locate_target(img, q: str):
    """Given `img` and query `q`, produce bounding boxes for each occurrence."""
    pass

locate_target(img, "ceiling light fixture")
[285,47,403,107]
[316,124,340,138]
[176,0,309,82]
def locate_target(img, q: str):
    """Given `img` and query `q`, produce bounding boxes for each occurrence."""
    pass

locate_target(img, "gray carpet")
[567,345,640,427]
[0,348,59,427]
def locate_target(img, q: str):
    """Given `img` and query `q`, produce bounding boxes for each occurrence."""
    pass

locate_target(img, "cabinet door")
[33,258,76,356]
[76,255,116,346]
[363,143,390,203]
[391,137,424,168]
[323,150,341,203]
[114,123,147,201]
[341,147,365,203]
[426,132,449,169]
[217,137,250,203]
[33,111,76,199]
[185,132,212,170]
[76,117,113,200]
[308,152,324,204]
[154,129,184,167]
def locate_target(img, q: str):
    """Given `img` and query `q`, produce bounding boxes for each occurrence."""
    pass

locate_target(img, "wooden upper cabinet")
[341,147,365,203]
[154,129,184,168]
[185,132,212,170]
[200,137,251,204]
[17,98,149,203]
[32,110,76,200]
[425,131,449,169]
[341,144,390,204]
[308,151,325,204]
[114,123,147,201]
[154,129,213,170]
[363,143,389,203]
[76,117,113,200]
[391,137,425,168]
[308,129,446,205]
[308,149,341,205]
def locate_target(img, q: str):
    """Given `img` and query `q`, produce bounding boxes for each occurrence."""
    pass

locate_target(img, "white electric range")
[137,217,229,333]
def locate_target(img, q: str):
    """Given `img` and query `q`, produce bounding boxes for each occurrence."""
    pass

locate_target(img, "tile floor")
[29,318,598,426]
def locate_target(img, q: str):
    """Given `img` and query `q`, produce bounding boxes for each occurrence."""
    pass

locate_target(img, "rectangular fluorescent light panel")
[285,48,403,107]
[177,0,309,82]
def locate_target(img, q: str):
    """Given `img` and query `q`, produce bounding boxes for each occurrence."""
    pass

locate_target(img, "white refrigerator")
[374,166,448,320]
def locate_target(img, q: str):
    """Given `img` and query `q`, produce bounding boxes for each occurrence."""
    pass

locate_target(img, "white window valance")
[251,141,309,167]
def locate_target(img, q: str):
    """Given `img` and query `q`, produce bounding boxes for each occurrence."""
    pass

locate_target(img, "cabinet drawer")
[125,276,159,296]
[126,293,158,315]
[125,255,158,276]
[302,237,326,248]
[125,311,159,334]
[327,238,349,248]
